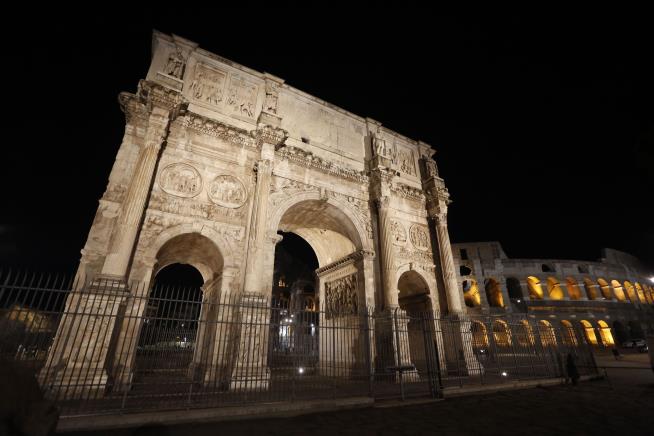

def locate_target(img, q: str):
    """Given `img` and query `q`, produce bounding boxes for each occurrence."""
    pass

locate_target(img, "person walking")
[566,353,580,386]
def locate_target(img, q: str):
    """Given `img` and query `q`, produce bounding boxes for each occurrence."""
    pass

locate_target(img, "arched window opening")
[597,320,615,346]
[597,279,613,300]
[471,321,489,351]
[623,281,637,303]
[484,278,505,308]
[526,276,544,300]
[580,320,598,345]
[560,320,578,346]
[516,320,535,347]
[538,320,557,347]
[565,278,583,300]
[506,277,523,300]
[611,280,626,302]
[541,264,554,273]
[492,320,512,347]
[459,265,472,276]
[546,277,564,300]
[634,282,647,304]
[463,279,481,308]
[583,278,599,300]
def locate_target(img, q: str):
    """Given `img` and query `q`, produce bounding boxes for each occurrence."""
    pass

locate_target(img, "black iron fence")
[0,270,597,416]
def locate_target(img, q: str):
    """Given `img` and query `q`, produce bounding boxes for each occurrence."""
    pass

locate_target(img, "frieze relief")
[325,273,358,318]
[276,145,368,184]
[159,163,202,198]
[190,63,227,105]
[226,75,258,119]
[149,191,247,223]
[391,182,426,203]
[397,246,434,265]
[409,224,430,251]
[208,175,248,208]
[181,112,256,148]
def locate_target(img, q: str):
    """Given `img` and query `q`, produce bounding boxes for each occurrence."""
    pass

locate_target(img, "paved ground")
[63,353,654,436]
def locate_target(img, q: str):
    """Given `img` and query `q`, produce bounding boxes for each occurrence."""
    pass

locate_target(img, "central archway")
[270,197,369,377]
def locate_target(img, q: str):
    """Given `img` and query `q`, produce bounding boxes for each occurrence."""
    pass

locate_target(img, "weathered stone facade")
[42,31,476,395]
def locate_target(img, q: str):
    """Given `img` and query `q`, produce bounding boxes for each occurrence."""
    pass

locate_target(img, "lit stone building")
[38,31,652,398]
[452,242,654,348]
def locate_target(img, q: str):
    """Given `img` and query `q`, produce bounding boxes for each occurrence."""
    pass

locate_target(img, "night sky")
[2,8,652,272]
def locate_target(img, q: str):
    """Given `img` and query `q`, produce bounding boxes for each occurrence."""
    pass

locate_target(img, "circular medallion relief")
[159,163,202,198]
[208,175,247,208]
[409,224,429,250]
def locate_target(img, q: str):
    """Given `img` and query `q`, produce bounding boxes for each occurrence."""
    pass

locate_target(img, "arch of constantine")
[28,31,652,405]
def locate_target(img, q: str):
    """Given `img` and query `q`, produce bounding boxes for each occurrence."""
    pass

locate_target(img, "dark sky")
[2,8,653,271]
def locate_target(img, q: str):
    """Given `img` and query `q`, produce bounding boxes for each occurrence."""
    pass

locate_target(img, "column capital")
[253,124,288,150]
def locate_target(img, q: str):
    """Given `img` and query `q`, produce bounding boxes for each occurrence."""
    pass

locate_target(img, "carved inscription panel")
[325,273,358,318]
[159,163,202,198]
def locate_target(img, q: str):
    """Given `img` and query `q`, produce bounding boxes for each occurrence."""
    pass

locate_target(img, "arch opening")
[526,276,544,300]
[623,281,637,303]
[580,320,598,346]
[560,320,578,346]
[583,278,599,300]
[597,279,612,300]
[546,277,564,300]
[484,278,505,308]
[506,277,523,300]
[492,320,512,348]
[538,320,557,347]
[611,280,627,302]
[597,320,615,346]
[462,279,481,308]
[565,278,583,300]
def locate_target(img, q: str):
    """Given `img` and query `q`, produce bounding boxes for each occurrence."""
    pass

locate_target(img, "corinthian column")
[375,196,399,308]
[432,211,463,313]
[101,107,171,279]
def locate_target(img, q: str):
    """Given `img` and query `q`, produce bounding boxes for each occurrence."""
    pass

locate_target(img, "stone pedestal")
[39,276,129,399]
[230,293,271,391]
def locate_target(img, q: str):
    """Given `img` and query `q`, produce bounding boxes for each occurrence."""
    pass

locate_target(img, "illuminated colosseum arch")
[463,279,481,308]
[646,285,654,304]
[526,276,544,300]
[492,320,512,347]
[610,280,627,302]
[484,278,505,308]
[597,320,615,346]
[560,320,578,346]
[546,277,565,300]
[516,320,535,347]
[634,282,647,304]
[580,320,598,345]
[597,278,613,300]
[538,320,557,347]
[583,278,599,300]
[565,277,583,300]
[471,321,489,351]
[623,281,637,303]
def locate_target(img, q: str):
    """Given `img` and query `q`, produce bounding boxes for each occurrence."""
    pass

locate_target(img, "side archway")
[526,276,544,300]
[484,278,505,307]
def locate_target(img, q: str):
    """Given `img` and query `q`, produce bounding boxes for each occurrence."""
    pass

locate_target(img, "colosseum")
[452,242,654,350]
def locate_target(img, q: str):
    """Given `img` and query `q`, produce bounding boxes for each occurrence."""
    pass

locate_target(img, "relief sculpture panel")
[190,64,227,106]
[226,75,258,118]
[391,220,407,246]
[208,175,248,208]
[159,163,202,198]
[325,273,358,318]
[409,224,429,250]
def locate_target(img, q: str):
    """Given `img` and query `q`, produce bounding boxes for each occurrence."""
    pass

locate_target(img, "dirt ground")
[63,354,654,436]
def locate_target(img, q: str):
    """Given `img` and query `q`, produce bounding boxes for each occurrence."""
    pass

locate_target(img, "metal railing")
[0,269,598,416]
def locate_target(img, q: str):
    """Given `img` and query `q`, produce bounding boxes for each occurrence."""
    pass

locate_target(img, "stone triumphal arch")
[40,31,479,397]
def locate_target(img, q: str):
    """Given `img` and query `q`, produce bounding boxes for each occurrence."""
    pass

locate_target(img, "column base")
[39,367,109,400]
[230,369,270,391]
